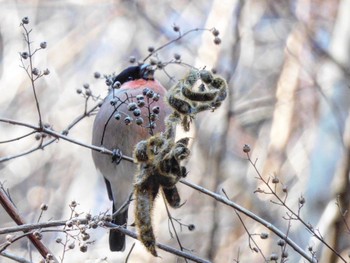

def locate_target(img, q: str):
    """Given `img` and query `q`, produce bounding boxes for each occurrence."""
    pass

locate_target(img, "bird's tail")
[109,203,128,251]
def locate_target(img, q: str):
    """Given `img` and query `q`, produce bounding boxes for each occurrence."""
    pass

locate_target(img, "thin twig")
[180,179,317,263]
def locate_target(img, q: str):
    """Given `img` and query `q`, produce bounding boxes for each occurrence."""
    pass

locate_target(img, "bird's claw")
[112,148,123,164]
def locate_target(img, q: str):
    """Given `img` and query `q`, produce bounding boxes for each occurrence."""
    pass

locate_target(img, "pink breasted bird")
[91,65,170,251]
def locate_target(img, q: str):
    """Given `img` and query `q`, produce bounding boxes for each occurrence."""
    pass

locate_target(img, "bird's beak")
[140,64,155,80]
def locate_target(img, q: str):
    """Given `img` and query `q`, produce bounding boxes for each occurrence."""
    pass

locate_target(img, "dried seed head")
[35,133,42,140]
[299,196,306,205]
[40,41,47,49]
[110,98,117,106]
[150,57,157,65]
[94,72,101,78]
[149,122,156,129]
[114,113,121,120]
[127,102,137,111]
[105,78,113,86]
[85,89,91,96]
[137,100,145,107]
[153,93,160,101]
[212,28,220,36]
[260,232,269,239]
[157,61,164,69]
[269,253,278,260]
[282,251,289,258]
[174,53,181,60]
[22,17,29,24]
[80,244,88,252]
[68,242,75,249]
[66,220,73,228]
[124,116,132,125]
[188,224,195,231]
[40,203,48,211]
[112,81,121,89]
[152,106,160,114]
[136,94,144,101]
[146,90,154,98]
[21,52,29,59]
[133,108,141,117]
[83,83,89,89]
[70,200,77,207]
[214,37,221,45]
[129,56,136,64]
[272,177,279,184]
[136,117,144,125]
[148,46,155,53]
[32,68,39,76]
[43,68,50,75]
[142,87,150,95]
[277,239,285,246]
[243,144,251,153]
[173,24,180,32]
[82,233,90,241]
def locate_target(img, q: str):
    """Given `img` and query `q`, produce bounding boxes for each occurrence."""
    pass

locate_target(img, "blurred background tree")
[1,0,350,262]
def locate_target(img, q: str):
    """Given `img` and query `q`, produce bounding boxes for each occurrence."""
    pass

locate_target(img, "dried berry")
[243,144,251,153]
[40,41,47,49]
[173,24,180,32]
[129,56,136,64]
[260,232,268,239]
[32,68,39,76]
[152,106,160,114]
[114,113,121,120]
[40,203,48,211]
[270,253,278,260]
[127,102,137,111]
[43,68,50,75]
[153,93,160,101]
[135,117,144,125]
[133,108,141,116]
[188,224,195,231]
[277,239,285,246]
[80,244,88,252]
[174,53,181,60]
[21,52,29,59]
[137,100,145,107]
[124,116,132,125]
[214,37,221,45]
[94,72,101,78]
[22,17,29,24]
[212,28,220,36]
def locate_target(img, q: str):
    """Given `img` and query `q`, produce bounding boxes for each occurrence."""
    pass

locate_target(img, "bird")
[91,64,171,252]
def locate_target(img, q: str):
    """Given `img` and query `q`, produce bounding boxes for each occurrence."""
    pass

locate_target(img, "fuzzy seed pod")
[181,85,218,102]
[134,140,149,163]
[167,94,192,115]
[134,178,159,256]
[199,69,214,84]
